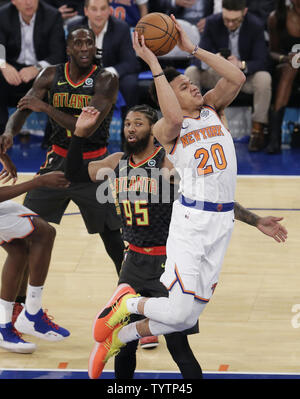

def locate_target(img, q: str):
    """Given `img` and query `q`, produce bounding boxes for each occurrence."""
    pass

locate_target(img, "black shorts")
[23,149,121,234]
[118,249,199,335]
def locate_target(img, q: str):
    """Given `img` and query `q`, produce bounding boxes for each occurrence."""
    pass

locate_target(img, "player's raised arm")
[132,31,183,146]
[171,15,245,112]
[65,107,123,182]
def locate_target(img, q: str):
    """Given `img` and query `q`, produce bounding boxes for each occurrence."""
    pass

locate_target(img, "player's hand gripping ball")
[135,13,179,56]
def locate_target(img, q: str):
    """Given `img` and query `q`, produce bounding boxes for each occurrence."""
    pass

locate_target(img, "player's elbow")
[237,71,246,86]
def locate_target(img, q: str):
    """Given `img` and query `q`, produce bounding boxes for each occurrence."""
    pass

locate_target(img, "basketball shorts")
[23,149,121,234]
[0,201,37,245]
[119,248,199,335]
[160,200,235,303]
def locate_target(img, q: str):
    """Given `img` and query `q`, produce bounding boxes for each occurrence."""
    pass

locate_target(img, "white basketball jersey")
[167,105,237,203]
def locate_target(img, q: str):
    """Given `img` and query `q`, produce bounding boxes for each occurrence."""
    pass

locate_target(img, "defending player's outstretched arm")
[234,202,288,243]
[65,106,123,183]
[0,172,69,203]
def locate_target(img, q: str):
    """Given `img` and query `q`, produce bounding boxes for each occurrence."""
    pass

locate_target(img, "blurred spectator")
[68,0,140,109]
[185,0,272,152]
[109,0,148,28]
[266,0,300,154]
[205,0,275,31]
[149,0,213,32]
[214,0,275,24]
[0,0,66,134]
[246,0,275,29]
[43,0,84,24]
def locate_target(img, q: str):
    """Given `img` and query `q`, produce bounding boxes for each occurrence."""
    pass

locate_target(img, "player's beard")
[124,134,151,155]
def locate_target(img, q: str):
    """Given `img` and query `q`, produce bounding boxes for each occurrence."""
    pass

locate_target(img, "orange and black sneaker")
[92,283,138,342]
[88,323,127,379]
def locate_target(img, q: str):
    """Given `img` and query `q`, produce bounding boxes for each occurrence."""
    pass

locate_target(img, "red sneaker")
[12,302,24,326]
[92,283,137,342]
[139,335,159,349]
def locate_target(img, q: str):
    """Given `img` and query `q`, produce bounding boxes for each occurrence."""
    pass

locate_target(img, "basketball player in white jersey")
[87,16,273,375]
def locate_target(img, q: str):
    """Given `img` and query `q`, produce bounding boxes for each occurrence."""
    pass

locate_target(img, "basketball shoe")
[88,323,127,379]
[140,335,159,349]
[14,308,70,341]
[12,302,24,327]
[0,322,36,353]
[93,283,138,342]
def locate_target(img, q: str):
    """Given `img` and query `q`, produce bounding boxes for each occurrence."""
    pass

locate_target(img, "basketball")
[135,13,179,56]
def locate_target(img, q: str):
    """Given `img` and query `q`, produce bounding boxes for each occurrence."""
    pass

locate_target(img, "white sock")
[117,322,141,344]
[0,299,14,325]
[126,297,143,314]
[25,285,43,315]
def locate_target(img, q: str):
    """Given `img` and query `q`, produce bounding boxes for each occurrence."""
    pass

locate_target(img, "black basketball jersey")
[47,62,113,151]
[114,146,177,247]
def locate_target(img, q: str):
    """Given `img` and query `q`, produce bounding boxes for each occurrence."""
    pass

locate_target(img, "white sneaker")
[15,308,70,342]
[0,322,36,354]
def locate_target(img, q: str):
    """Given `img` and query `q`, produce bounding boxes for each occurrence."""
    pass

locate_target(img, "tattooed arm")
[234,202,288,243]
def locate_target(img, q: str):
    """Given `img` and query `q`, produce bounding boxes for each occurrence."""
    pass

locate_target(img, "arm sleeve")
[65,135,92,183]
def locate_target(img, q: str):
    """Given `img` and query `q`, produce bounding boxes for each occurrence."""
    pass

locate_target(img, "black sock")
[15,296,26,304]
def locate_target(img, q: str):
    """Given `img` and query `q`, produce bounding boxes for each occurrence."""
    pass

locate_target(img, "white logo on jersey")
[84,78,93,86]
[200,109,209,119]
[148,159,156,167]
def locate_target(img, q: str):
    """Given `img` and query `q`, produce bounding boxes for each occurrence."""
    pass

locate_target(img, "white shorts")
[0,200,37,245]
[160,200,234,303]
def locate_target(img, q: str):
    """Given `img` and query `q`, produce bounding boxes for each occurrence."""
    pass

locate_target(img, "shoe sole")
[140,343,159,349]
[92,283,135,342]
[0,341,36,354]
[88,342,103,379]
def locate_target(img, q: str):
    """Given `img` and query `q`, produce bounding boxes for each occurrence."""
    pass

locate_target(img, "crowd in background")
[0,0,299,154]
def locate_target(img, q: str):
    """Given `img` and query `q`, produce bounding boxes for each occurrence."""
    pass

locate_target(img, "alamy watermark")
[291,44,300,69]
[94,162,210,205]
[0,44,5,68]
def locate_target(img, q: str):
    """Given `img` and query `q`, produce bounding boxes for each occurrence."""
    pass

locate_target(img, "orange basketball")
[135,13,179,56]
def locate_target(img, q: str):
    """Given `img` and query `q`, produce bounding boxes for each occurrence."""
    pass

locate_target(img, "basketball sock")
[126,297,143,314]
[117,322,141,344]
[0,299,14,324]
[25,285,43,315]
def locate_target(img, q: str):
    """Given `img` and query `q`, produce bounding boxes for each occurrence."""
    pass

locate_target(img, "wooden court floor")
[0,174,300,376]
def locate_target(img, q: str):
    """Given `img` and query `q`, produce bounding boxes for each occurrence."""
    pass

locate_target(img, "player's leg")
[71,182,123,275]
[99,225,125,275]
[0,239,37,353]
[13,185,70,307]
[165,332,203,379]
[0,210,38,353]
[14,217,70,341]
[114,313,141,379]
[12,266,29,325]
